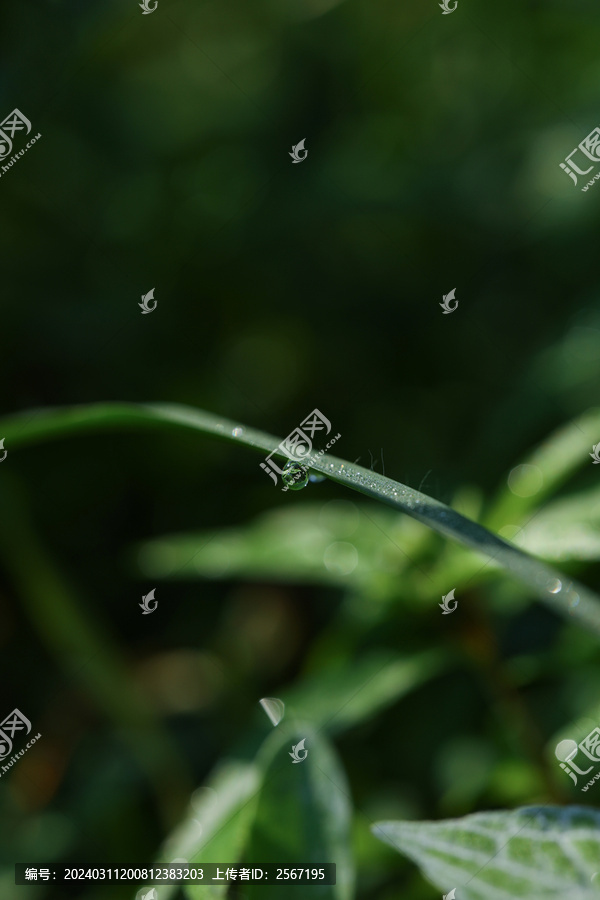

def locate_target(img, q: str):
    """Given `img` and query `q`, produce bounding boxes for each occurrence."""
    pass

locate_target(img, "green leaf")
[134,503,430,588]
[152,761,261,900]
[507,485,600,562]
[372,805,600,899]
[3,401,600,636]
[244,726,354,900]
[281,651,445,735]
[485,406,600,531]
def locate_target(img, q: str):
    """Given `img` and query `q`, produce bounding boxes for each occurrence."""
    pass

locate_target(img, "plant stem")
[2,401,599,636]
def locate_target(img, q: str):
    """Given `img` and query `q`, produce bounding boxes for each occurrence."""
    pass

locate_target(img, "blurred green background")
[1,0,600,898]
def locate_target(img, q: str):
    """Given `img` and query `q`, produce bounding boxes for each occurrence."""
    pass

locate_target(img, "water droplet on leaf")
[259,697,285,726]
[282,460,309,490]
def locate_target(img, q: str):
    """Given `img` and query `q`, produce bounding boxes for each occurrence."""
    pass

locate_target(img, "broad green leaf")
[281,651,445,735]
[2,402,600,635]
[133,503,431,590]
[244,726,354,900]
[485,407,600,531]
[508,485,600,562]
[372,805,600,899]
[147,761,261,900]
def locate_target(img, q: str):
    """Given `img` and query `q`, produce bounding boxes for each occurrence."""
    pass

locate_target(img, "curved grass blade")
[2,401,600,635]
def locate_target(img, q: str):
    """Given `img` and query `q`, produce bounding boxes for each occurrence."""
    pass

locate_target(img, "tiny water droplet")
[309,473,326,483]
[232,427,243,437]
[282,460,309,490]
[546,578,562,594]
[259,697,285,726]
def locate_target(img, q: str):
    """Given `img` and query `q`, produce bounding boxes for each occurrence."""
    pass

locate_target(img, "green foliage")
[2,400,600,900]
[372,806,600,899]
[4,401,600,634]
[4,1,600,898]
[244,727,353,900]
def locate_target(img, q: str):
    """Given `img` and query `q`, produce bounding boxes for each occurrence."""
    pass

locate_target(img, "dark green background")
[1,0,600,898]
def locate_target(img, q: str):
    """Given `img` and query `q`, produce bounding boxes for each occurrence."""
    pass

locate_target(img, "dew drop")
[259,697,285,726]
[546,578,562,594]
[232,427,243,437]
[282,460,309,490]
